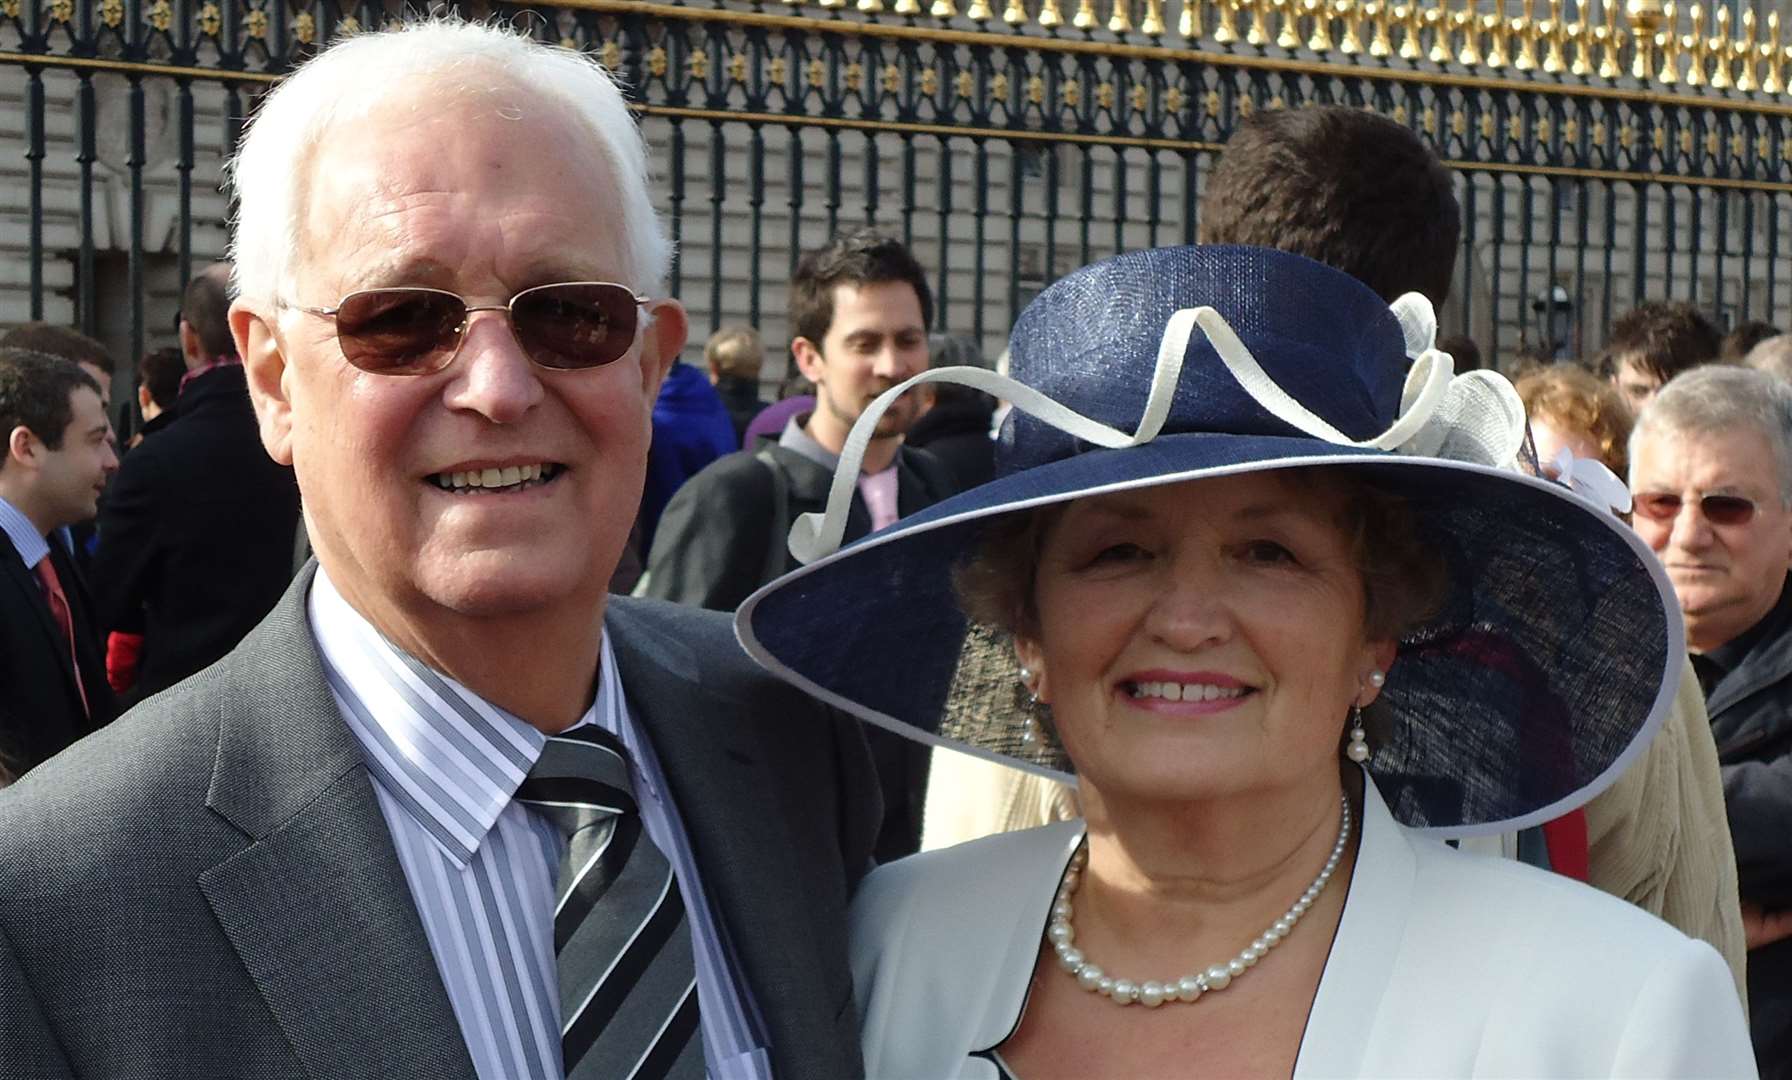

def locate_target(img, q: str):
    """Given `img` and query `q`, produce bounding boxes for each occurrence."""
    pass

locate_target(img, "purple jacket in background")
[742,395,815,448]
[641,363,739,552]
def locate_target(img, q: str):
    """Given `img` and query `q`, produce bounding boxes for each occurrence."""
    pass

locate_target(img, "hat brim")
[737,433,1683,837]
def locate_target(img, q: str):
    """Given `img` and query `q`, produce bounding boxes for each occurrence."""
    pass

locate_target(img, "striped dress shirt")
[307,570,770,1080]
[0,496,51,570]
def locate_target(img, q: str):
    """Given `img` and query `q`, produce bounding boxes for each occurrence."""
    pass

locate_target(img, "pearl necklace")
[1046,793,1352,1008]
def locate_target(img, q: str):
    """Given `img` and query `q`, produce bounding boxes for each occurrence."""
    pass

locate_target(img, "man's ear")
[178,319,204,369]
[791,336,827,386]
[5,425,39,471]
[640,298,688,399]
[231,302,295,466]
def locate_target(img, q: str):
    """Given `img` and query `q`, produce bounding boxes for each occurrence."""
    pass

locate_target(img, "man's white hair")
[226,17,672,304]
[1632,365,1792,505]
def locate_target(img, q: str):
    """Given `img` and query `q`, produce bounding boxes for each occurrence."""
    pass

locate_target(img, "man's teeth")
[1130,681,1247,702]
[430,463,557,491]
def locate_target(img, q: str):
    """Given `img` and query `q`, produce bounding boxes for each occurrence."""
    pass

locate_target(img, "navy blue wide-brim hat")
[736,245,1682,836]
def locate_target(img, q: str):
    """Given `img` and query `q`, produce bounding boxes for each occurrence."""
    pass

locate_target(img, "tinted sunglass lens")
[513,284,636,369]
[1703,495,1757,525]
[334,289,465,374]
[1633,494,1681,521]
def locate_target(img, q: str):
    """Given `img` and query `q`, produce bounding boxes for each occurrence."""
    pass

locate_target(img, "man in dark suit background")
[90,261,302,701]
[0,349,119,782]
[0,19,878,1080]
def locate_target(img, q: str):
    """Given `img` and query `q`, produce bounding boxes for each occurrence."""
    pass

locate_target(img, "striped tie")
[516,727,704,1080]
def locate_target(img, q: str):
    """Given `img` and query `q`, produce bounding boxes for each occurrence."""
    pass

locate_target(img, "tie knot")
[515,727,638,839]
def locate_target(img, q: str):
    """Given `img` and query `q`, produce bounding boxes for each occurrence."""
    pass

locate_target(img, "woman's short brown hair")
[954,467,1448,645]
[1514,363,1633,478]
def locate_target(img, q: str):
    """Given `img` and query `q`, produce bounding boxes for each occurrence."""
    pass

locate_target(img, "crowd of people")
[0,14,1784,1079]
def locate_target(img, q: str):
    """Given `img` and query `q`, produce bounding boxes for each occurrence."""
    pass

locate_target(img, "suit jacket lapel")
[606,602,848,1077]
[197,566,476,1080]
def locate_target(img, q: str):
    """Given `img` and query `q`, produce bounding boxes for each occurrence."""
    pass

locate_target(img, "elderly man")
[1631,365,1792,1073]
[0,21,877,1080]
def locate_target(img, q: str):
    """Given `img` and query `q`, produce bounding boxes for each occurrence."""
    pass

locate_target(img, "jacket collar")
[1706,575,1792,719]
[198,563,477,1080]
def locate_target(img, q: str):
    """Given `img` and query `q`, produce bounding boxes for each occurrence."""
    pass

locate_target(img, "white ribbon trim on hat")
[1549,447,1634,515]
[787,293,1528,565]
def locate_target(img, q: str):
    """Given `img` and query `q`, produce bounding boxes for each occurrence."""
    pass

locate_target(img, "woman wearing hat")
[739,247,1752,1077]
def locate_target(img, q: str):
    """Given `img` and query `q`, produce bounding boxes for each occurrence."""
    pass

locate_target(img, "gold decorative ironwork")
[1338,0,1364,56]
[859,0,884,12]
[1139,0,1164,36]
[1597,0,1624,78]
[1684,3,1707,88]
[1397,2,1423,60]
[808,58,827,87]
[1093,81,1112,108]
[1366,1,1392,57]
[1203,88,1221,117]
[1735,7,1757,93]
[1027,74,1044,103]
[1428,4,1452,64]
[1449,108,1467,137]
[1457,1,1483,66]
[1710,6,1732,90]
[1,0,20,17]
[1037,0,1062,26]
[929,0,956,19]
[1178,0,1200,38]
[1272,0,1299,49]
[1541,1,1566,73]
[243,3,265,39]
[1107,0,1131,34]
[336,14,360,36]
[1391,102,1406,124]
[1483,3,1509,69]
[841,61,861,90]
[1237,93,1254,116]
[599,40,620,69]
[990,71,1008,99]
[1513,14,1538,72]
[647,46,668,76]
[1563,115,1579,142]
[559,35,577,51]
[1570,0,1595,76]
[1421,104,1436,130]
[1479,112,1494,139]
[97,0,119,24]
[145,0,172,31]
[1305,0,1332,52]
[1730,131,1745,157]
[1617,123,1634,149]
[1001,0,1025,26]
[728,52,748,82]
[688,50,708,78]
[1507,112,1524,141]
[1244,0,1268,47]
[1765,12,1784,95]
[1062,79,1081,106]
[1593,119,1608,144]
[1629,0,1664,81]
[1760,133,1774,161]
[1130,83,1148,109]
[893,0,920,14]
[768,57,787,83]
[964,0,993,21]
[1536,115,1552,142]
[1165,86,1184,113]
[919,67,937,94]
[955,69,973,96]
[1071,0,1096,30]
[883,64,902,91]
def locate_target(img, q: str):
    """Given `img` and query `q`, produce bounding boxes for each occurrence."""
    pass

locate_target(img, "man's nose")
[1667,499,1715,552]
[443,311,546,424]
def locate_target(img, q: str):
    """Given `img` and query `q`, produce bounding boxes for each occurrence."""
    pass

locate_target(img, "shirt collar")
[778,413,901,482]
[0,495,48,569]
[307,568,609,868]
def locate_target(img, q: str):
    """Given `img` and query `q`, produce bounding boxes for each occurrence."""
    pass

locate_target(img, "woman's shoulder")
[856,820,1083,916]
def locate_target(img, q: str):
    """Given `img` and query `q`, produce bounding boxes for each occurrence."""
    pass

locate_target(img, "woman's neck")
[1075,770,1361,951]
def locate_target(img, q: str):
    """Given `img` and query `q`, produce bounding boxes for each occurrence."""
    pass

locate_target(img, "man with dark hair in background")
[1198,104,1462,305]
[0,323,118,570]
[1600,300,1723,412]
[1723,320,1782,365]
[645,227,956,861]
[89,262,301,700]
[131,346,185,447]
[0,348,119,782]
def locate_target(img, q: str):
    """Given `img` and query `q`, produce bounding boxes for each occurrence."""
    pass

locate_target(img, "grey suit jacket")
[0,565,881,1079]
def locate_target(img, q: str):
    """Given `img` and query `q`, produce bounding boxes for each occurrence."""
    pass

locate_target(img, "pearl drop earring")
[1019,665,1042,747]
[1346,670,1383,764]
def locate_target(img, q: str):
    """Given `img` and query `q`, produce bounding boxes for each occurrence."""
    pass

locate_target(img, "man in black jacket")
[90,262,301,700]
[644,229,956,860]
[0,349,119,781]
[1631,365,1792,1077]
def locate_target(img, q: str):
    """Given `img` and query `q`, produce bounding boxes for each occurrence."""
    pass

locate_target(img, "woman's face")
[1016,471,1394,807]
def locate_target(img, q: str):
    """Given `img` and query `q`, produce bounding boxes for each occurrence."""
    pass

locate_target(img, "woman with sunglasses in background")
[740,246,1753,1077]
[1630,364,1792,1074]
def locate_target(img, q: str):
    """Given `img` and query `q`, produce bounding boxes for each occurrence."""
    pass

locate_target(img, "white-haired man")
[1630,365,1792,1074]
[0,21,879,1080]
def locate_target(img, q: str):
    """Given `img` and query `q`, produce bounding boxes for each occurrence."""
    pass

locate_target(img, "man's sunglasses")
[293,282,648,376]
[1631,491,1759,526]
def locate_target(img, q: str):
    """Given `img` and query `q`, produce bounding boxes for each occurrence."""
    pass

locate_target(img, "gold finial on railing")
[1140,0,1165,35]
[1429,4,1453,64]
[1338,0,1364,54]
[1396,2,1422,60]
[1765,11,1784,94]
[1107,0,1132,32]
[964,0,995,20]
[999,0,1024,24]
[1540,1,1563,72]
[1710,5,1734,88]
[1598,0,1625,78]
[1484,1,1510,68]
[1306,0,1334,51]
[1514,13,1539,70]
[1456,0,1483,65]
[1245,0,1271,46]
[1178,0,1202,39]
[859,0,885,12]
[894,0,921,13]
[1211,0,1237,42]
[930,0,956,17]
[1735,7,1758,92]
[1273,0,1300,49]
[1036,0,1063,27]
[1072,0,1098,30]
[1367,1,1393,57]
[1683,3,1707,87]
[1628,0,1663,81]
[1571,0,1595,75]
